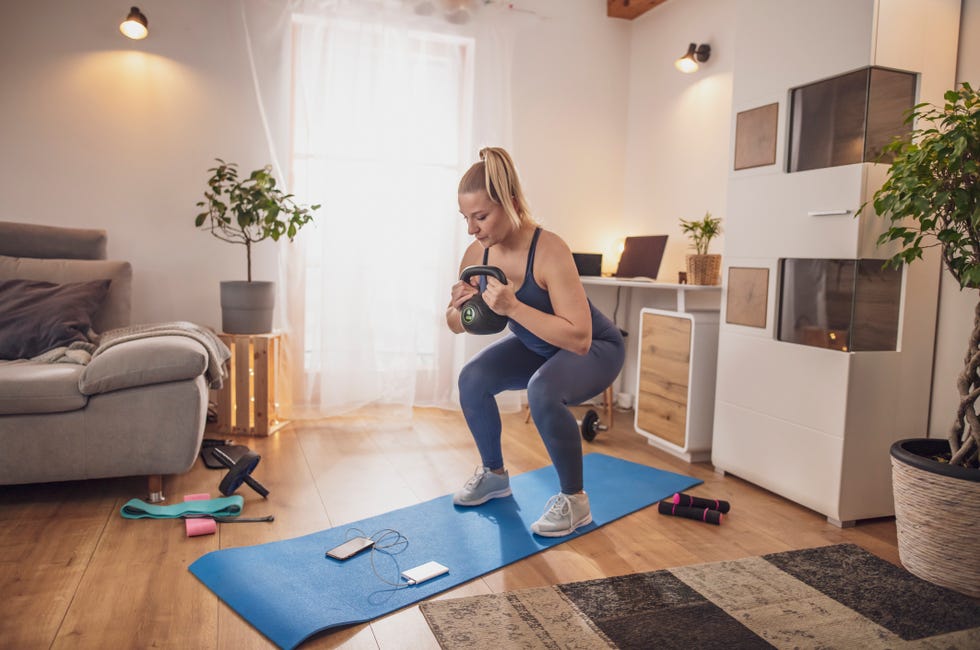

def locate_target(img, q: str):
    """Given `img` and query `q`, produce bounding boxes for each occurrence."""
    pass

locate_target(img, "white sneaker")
[453,467,512,506]
[531,492,592,537]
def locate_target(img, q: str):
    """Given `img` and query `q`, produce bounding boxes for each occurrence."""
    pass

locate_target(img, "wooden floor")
[0,405,900,649]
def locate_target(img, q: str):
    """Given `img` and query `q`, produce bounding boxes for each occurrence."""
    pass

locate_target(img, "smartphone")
[325,536,375,560]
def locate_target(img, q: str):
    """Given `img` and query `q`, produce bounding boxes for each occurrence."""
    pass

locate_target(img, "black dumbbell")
[459,265,509,335]
[658,500,723,525]
[578,409,608,442]
[213,448,270,498]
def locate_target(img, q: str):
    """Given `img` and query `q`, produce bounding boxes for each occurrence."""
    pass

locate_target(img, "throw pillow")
[0,256,132,331]
[0,278,111,360]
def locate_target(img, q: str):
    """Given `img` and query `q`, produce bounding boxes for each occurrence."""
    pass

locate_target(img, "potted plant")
[195,159,319,334]
[863,82,980,597]
[679,211,722,285]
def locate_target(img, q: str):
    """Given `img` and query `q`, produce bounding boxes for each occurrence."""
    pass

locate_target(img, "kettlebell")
[459,265,509,335]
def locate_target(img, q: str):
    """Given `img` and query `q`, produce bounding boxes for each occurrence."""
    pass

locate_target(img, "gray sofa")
[0,221,218,501]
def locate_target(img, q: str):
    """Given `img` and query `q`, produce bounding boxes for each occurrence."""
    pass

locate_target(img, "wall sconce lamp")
[120,6,148,40]
[675,42,710,73]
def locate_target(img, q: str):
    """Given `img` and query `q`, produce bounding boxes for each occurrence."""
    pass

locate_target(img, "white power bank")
[401,561,449,584]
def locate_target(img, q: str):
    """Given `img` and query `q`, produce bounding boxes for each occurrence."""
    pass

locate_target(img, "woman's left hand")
[482,277,518,316]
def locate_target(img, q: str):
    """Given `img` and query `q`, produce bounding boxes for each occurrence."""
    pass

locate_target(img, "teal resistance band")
[120,495,244,520]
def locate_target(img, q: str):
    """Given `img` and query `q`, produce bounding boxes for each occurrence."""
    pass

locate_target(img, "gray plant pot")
[220,281,275,334]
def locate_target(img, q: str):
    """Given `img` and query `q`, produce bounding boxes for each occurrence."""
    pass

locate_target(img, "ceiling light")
[120,6,148,40]
[675,42,710,73]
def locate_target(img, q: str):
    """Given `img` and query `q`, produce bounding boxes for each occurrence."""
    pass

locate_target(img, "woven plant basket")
[890,439,980,598]
[686,254,721,285]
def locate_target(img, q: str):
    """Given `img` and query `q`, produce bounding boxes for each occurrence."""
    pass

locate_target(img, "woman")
[446,147,626,537]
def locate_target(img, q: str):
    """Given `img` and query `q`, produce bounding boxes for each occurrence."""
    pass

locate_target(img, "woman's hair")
[458,147,535,228]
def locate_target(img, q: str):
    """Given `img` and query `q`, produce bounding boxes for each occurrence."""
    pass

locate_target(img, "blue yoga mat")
[189,452,701,649]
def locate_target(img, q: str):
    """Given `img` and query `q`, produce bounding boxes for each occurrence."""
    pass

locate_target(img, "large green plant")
[679,211,722,255]
[195,159,320,281]
[866,82,980,469]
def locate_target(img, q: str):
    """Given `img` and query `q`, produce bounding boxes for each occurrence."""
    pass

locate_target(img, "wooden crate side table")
[210,333,287,436]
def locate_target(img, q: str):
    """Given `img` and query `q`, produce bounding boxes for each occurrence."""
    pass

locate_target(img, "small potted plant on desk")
[862,82,979,598]
[196,159,320,334]
[679,211,722,285]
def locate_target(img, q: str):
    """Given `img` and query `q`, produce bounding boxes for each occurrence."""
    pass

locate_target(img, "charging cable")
[342,527,412,588]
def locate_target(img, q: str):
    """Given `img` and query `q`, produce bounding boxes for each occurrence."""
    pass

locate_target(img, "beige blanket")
[31,330,98,365]
[34,321,231,389]
[95,321,231,388]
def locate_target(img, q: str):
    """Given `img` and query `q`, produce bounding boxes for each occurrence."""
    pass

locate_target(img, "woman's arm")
[483,231,592,355]
[445,241,482,334]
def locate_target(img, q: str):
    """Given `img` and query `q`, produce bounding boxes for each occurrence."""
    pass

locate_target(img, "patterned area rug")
[419,544,980,649]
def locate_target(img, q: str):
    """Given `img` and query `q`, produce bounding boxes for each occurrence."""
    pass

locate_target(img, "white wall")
[0,0,274,330]
[510,0,630,263]
[3,0,976,433]
[598,0,736,401]
[929,0,980,438]
[0,0,629,333]
[622,0,735,281]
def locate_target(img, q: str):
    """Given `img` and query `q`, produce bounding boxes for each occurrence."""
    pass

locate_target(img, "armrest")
[79,336,209,396]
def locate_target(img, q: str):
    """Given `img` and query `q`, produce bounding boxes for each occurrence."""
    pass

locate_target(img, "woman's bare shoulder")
[532,228,579,286]
[534,228,573,260]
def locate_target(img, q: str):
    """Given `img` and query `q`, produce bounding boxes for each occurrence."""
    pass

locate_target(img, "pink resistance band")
[184,493,218,537]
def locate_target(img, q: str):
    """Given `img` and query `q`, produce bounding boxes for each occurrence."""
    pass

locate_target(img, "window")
[289,13,473,410]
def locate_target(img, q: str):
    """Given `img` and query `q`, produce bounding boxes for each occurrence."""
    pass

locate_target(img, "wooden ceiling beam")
[606,0,670,21]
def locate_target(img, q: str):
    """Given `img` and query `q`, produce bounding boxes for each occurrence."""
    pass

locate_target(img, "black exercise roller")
[658,500,723,525]
[213,448,270,498]
[672,492,730,513]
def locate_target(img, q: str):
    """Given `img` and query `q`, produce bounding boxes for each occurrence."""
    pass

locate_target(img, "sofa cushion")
[79,336,208,396]
[0,279,110,360]
[0,256,132,331]
[0,360,87,414]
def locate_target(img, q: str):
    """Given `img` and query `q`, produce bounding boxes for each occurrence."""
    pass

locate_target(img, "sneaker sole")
[452,487,512,507]
[531,513,593,538]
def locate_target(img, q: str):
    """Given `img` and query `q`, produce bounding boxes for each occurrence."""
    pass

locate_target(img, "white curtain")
[242,0,529,418]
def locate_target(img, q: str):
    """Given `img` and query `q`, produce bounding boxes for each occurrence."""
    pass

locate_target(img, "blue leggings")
[458,332,626,494]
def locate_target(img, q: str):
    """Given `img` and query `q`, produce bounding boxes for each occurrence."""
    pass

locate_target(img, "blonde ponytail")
[458,147,535,228]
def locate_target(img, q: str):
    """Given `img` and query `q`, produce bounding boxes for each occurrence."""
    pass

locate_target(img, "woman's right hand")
[446,278,480,334]
[450,279,479,310]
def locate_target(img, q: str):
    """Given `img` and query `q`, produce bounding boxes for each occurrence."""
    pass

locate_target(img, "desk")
[581,277,721,462]
[580,277,721,313]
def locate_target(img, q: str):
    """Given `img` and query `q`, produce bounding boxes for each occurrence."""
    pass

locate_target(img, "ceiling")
[606,0,670,20]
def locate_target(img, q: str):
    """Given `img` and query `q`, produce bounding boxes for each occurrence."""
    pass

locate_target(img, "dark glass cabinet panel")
[778,259,902,352]
[788,67,917,172]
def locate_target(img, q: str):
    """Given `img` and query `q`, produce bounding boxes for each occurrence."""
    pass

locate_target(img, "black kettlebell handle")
[457,265,509,335]
[460,265,508,285]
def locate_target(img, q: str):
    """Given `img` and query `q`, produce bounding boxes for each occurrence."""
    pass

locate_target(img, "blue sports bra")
[483,227,618,358]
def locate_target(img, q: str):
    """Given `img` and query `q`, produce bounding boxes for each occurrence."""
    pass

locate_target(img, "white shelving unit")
[711,0,961,526]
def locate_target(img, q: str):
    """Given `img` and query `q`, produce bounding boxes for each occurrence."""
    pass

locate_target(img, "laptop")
[615,235,668,280]
[572,252,603,276]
